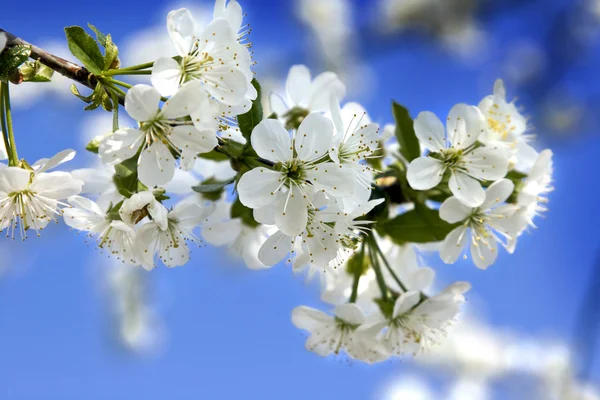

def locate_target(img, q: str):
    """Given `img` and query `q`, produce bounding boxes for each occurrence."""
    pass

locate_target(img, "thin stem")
[2,84,18,165]
[108,78,133,90]
[371,239,408,293]
[367,235,388,301]
[349,242,366,303]
[112,61,154,72]
[103,69,151,77]
[0,83,11,164]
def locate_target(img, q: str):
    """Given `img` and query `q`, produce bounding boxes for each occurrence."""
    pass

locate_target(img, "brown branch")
[0,28,124,105]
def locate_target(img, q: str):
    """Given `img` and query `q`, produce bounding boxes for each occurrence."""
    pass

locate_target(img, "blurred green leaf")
[237,79,262,142]
[392,101,421,163]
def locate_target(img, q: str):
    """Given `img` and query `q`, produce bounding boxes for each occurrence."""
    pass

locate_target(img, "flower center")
[180,42,215,84]
[440,148,464,169]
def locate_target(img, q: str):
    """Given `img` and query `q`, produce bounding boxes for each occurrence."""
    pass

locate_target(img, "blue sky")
[1,0,599,398]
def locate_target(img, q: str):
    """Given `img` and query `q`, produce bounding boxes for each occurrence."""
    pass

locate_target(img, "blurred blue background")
[1,0,600,398]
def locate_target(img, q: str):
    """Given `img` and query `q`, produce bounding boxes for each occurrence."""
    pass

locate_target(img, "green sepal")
[377,202,458,244]
[198,149,229,162]
[345,250,369,276]
[106,200,124,221]
[373,298,395,320]
[112,155,141,198]
[392,101,421,163]
[64,26,105,74]
[192,177,234,195]
[237,79,263,141]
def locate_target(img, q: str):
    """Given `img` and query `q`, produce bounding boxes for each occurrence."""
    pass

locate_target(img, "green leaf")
[230,197,259,228]
[87,24,107,47]
[20,60,54,83]
[198,149,229,162]
[113,155,139,198]
[392,102,421,163]
[64,26,104,74]
[378,202,457,244]
[237,79,263,141]
[85,137,101,154]
[192,178,234,193]
[0,45,31,82]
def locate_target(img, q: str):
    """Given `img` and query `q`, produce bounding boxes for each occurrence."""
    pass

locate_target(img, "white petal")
[269,92,289,116]
[406,157,445,190]
[295,112,333,162]
[480,179,514,210]
[159,232,190,268]
[514,141,539,172]
[446,104,485,149]
[463,146,509,181]
[169,125,217,170]
[440,225,469,264]
[199,65,248,106]
[167,8,195,56]
[414,111,445,152]
[470,231,498,269]
[213,0,243,34]
[253,205,275,225]
[250,119,292,162]
[203,219,242,246]
[291,306,332,332]
[33,149,76,173]
[286,65,311,106]
[305,163,354,197]
[258,230,292,266]
[334,303,365,325]
[306,71,346,112]
[449,171,485,207]
[151,57,182,97]
[161,80,204,119]
[0,167,31,194]
[133,222,160,269]
[98,128,143,165]
[439,196,472,223]
[138,141,176,187]
[31,172,82,199]
[70,168,112,194]
[125,84,160,122]
[393,291,421,317]
[274,189,309,236]
[237,168,283,209]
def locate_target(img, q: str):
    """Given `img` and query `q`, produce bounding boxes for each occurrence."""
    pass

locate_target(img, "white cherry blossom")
[237,114,354,237]
[362,282,470,356]
[134,200,214,269]
[517,149,554,228]
[407,104,509,207]
[0,151,83,239]
[119,191,168,229]
[291,303,387,363]
[328,96,380,208]
[63,195,138,265]
[151,8,254,107]
[270,65,346,126]
[479,79,537,171]
[439,179,526,269]
[98,83,217,188]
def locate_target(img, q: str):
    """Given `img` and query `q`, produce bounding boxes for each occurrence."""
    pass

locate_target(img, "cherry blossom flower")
[134,200,214,269]
[0,151,83,239]
[362,282,470,356]
[63,195,139,265]
[516,149,554,228]
[237,114,354,236]
[439,179,526,269]
[98,83,217,188]
[478,79,538,171]
[291,303,388,363]
[151,8,254,107]
[270,65,346,129]
[407,104,509,207]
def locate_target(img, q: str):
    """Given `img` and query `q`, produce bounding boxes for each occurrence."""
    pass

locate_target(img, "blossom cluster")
[0,0,554,363]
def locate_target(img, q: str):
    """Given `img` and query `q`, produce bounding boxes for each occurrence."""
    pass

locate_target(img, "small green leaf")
[198,149,229,162]
[192,178,234,193]
[230,197,259,228]
[378,202,457,244]
[64,26,104,74]
[113,155,139,198]
[392,102,421,163]
[101,89,113,112]
[0,45,31,82]
[237,79,263,141]
[85,137,101,154]
[20,60,54,83]
[87,24,107,47]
